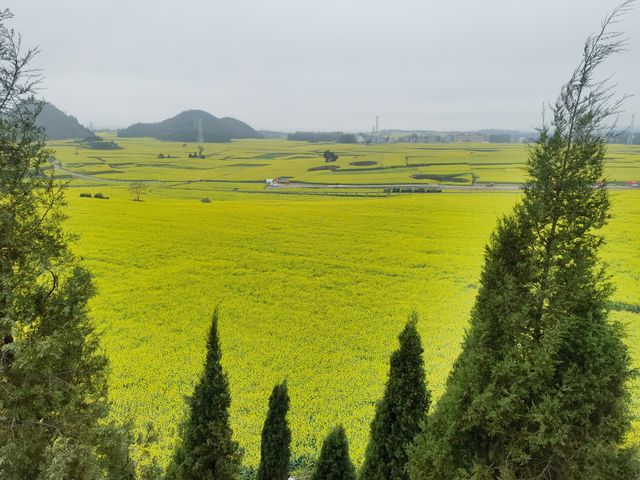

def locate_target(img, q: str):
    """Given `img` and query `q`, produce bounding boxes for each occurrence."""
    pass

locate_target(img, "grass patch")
[308,165,340,171]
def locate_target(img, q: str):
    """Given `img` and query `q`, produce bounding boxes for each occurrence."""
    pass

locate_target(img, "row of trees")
[165,307,425,480]
[287,132,357,144]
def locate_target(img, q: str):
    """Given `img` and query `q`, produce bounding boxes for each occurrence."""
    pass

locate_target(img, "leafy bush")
[79,192,92,198]
[93,193,109,199]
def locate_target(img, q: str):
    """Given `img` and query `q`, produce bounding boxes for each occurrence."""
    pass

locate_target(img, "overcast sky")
[5,0,640,132]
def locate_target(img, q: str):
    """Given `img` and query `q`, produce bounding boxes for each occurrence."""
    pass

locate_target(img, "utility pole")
[197,118,204,144]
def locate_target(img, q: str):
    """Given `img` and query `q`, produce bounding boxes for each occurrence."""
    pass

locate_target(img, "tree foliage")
[257,381,291,480]
[360,313,430,480]
[323,150,338,163]
[0,9,133,479]
[312,426,356,480]
[408,3,639,479]
[129,182,148,201]
[167,307,242,480]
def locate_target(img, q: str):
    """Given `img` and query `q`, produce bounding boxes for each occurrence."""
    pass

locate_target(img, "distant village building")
[266,177,290,187]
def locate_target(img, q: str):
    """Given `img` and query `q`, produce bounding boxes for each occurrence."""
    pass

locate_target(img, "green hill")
[36,103,92,140]
[118,110,262,142]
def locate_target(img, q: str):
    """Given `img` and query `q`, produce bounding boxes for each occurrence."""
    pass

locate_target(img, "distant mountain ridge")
[118,110,262,142]
[35,103,92,140]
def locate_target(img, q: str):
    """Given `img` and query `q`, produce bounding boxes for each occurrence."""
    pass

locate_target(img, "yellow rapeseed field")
[61,181,640,468]
[50,135,640,187]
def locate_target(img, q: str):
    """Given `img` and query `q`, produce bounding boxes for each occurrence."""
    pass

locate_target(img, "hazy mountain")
[35,103,93,140]
[118,110,262,142]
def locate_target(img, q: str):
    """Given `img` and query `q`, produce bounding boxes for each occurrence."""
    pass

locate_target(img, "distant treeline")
[79,134,122,150]
[287,131,357,143]
[610,131,640,144]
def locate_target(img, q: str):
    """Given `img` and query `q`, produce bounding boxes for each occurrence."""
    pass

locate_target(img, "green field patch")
[230,163,270,167]
[415,146,501,152]
[350,160,378,166]
[411,173,469,183]
[79,169,125,175]
[64,161,105,167]
[253,152,294,159]
[308,165,341,171]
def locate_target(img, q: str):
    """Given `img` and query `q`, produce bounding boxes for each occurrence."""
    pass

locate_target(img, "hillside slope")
[118,110,262,142]
[36,103,92,140]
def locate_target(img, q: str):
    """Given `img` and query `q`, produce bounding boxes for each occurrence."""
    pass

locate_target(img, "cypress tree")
[312,426,356,480]
[409,4,639,479]
[167,307,242,480]
[257,381,291,480]
[0,10,134,479]
[360,312,431,480]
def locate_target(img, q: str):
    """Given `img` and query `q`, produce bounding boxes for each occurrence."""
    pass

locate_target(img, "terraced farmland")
[50,135,640,191]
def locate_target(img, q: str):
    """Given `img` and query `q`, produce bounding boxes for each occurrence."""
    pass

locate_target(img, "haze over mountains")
[35,105,263,142]
[117,110,262,142]
[35,103,638,144]
[35,103,93,139]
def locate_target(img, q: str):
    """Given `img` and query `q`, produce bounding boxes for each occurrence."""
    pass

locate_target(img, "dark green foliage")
[360,313,431,480]
[0,9,134,479]
[338,133,356,144]
[167,307,242,480]
[312,426,356,480]
[118,109,261,142]
[84,139,122,150]
[488,133,511,143]
[323,150,338,162]
[35,102,92,139]
[257,381,291,480]
[408,4,639,479]
[286,131,350,142]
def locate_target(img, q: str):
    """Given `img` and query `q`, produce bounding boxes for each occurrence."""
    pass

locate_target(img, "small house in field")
[266,177,290,187]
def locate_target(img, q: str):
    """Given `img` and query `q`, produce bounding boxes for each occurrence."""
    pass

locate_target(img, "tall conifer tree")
[409,3,639,479]
[167,307,241,480]
[312,426,356,480]
[257,381,291,480]
[0,10,134,479]
[360,312,430,480]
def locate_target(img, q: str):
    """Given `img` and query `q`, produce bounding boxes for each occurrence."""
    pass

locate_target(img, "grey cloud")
[5,0,639,132]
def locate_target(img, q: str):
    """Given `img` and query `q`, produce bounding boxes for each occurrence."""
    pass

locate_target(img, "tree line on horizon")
[287,131,357,143]
[1,2,640,479]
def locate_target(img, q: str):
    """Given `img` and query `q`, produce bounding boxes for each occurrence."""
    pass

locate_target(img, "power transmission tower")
[375,115,379,143]
[628,114,635,145]
[197,118,204,144]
